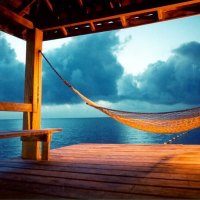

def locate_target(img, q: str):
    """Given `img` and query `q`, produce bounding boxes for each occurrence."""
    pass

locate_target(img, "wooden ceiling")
[0,0,200,41]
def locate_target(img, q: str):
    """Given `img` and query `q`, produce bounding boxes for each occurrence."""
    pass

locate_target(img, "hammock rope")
[40,51,200,134]
[164,132,188,144]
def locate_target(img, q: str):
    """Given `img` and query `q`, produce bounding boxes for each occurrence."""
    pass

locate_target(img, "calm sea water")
[0,118,199,160]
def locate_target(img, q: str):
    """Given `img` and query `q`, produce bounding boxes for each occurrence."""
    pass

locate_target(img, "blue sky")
[0,15,200,119]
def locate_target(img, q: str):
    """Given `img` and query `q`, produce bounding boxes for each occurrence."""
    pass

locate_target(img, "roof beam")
[18,0,37,16]
[0,4,34,29]
[90,21,96,31]
[60,27,68,36]
[77,0,84,7]
[42,0,200,32]
[157,9,165,20]
[120,16,128,27]
[44,0,53,12]
[43,0,69,36]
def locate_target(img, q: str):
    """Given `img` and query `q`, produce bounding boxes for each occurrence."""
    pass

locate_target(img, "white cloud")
[4,33,26,63]
[42,103,106,118]
[116,15,200,75]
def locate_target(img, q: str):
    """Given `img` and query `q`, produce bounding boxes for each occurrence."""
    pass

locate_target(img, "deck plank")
[0,144,200,199]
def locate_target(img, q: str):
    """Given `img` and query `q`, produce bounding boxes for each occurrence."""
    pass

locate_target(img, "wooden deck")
[0,144,200,199]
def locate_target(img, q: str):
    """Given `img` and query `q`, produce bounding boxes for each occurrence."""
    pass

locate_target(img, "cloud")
[1,30,200,109]
[118,41,200,105]
[0,33,25,102]
[42,31,124,104]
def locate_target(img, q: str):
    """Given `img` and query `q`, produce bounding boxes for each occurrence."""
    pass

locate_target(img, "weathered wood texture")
[0,0,200,40]
[22,28,43,160]
[0,128,62,139]
[0,144,200,199]
[23,28,43,130]
[0,4,34,29]
[0,102,32,112]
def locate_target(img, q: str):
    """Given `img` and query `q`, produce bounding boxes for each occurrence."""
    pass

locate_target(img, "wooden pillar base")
[41,133,52,160]
[22,140,41,160]
[42,141,50,160]
[21,133,52,160]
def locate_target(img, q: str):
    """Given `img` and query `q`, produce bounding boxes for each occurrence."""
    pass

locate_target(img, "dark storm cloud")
[1,31,200,107]
[0,34,25,102]
[42,31,124,104]
[119,41,200,105]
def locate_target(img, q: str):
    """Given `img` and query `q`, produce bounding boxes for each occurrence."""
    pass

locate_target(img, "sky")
[0,15,200,119]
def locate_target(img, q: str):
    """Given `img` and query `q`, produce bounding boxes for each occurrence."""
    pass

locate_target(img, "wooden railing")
[0,102,32,112]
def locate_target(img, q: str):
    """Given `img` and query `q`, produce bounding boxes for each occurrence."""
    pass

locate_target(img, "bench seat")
[0,128,62,160]
[0,128,62,139]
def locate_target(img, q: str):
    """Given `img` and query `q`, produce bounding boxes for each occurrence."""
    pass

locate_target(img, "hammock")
[41,52,200,134]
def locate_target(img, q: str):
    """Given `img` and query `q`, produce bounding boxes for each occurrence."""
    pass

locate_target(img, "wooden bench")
[0,128,62,160]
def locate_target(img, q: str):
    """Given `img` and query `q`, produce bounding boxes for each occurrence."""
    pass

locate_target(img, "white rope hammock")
[41,51,200,134]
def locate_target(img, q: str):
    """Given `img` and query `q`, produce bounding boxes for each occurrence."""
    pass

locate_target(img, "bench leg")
[21,133,52,160]
[42,141,50,160]
[22,141,41,160]
[41,133,52,161]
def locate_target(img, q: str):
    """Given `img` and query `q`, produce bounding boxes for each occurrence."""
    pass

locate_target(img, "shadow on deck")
[0,144,200,199]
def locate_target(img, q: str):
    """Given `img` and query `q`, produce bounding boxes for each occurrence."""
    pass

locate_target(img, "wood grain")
[0,128,62,139]
[0,102,32,112]
[0,144,200,199]
[22,28,43,160]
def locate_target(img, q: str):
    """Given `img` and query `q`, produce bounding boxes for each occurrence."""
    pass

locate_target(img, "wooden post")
[41,133,52,160]
[22,28,43,160]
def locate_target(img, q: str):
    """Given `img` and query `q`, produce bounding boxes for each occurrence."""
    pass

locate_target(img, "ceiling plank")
[43,0,69,37]
[0,4,34,29]
[41,0,200,32]
[1,0,200,41]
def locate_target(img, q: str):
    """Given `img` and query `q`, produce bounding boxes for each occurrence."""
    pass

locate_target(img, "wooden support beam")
[77,0,84,7]
[158,8,166,20]
[18,0,37,16]
[42,0,200,32]
[43,1,68,37]
[120,16,128,27]
[0,102,32,112]
[23,28,43,129]
[60,27,68,36]
[90,21,96,31]
[118,0,122,8]
[0,5,34,29]
[44,0,53,12]
[41,133,52,160]
[23,28,43,160]
[110,1,114,9]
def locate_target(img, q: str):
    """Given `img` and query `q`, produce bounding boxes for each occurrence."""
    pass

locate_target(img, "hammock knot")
[64,80,72,88]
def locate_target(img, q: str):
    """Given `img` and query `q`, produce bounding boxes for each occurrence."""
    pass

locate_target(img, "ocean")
[0,118,200,160]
